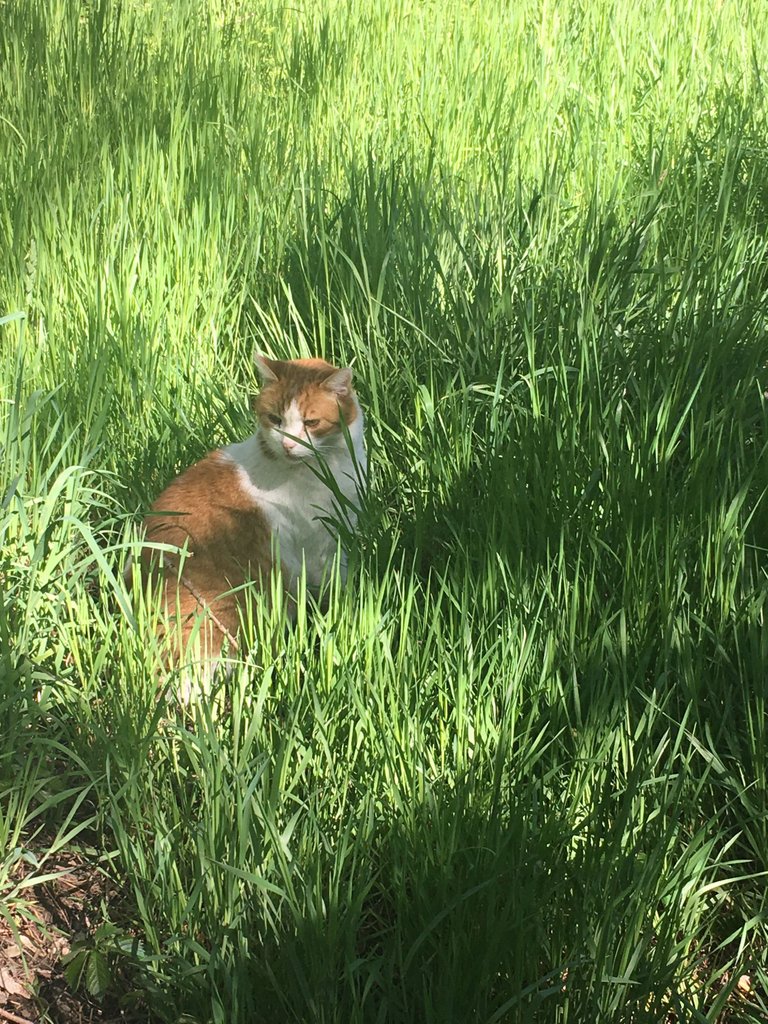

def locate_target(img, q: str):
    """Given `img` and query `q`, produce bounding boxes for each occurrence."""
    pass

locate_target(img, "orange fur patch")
[141,451,274,660]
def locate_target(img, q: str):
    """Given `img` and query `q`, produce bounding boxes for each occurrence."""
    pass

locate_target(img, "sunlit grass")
[1,0,767,1020]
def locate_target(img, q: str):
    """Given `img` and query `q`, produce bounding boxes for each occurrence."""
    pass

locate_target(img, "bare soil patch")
[1,846,153,1024]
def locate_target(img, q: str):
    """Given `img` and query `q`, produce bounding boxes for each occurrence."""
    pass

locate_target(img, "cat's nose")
[282,436,297,451]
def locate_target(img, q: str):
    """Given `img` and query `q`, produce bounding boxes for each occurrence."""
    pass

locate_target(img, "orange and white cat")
[136,354,366,662]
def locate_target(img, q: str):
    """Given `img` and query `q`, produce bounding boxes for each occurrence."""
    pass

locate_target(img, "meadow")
[1,0,767,1020]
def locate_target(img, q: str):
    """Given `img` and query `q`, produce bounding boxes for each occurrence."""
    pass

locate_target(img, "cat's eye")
[303,418,320,429]
[267,413,282,426]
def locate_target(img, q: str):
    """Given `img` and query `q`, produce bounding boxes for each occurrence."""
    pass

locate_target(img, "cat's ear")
[323,367,353,398]
[254,354,279,383]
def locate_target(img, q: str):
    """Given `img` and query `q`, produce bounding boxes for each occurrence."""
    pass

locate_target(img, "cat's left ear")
[254,354,279,383]
[323,367,353,398]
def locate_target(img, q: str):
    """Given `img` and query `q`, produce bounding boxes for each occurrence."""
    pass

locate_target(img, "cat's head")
[253,354,360,462]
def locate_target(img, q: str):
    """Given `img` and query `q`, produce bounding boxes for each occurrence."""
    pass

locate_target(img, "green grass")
[2,0,768,1020]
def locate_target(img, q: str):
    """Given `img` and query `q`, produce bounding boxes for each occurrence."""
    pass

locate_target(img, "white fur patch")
[224,398,366,592]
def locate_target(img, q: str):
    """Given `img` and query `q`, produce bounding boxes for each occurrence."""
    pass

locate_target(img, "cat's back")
[144,448,270,558]
[137,448,272,661]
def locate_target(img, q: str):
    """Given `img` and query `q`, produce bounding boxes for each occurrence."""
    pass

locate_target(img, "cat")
[135,354,366,664]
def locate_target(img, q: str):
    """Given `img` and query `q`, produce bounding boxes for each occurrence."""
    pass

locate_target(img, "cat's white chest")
[223,438,359,590]
[257,471,340,587]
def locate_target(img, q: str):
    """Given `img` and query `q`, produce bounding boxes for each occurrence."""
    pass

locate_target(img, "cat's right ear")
[254,354,279,383]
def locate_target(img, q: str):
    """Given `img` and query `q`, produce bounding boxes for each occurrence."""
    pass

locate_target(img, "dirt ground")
[0,847,150,1024]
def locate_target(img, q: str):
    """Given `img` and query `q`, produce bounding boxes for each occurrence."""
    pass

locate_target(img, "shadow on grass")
[156,758,760,1024]
[232,782,573,1024]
